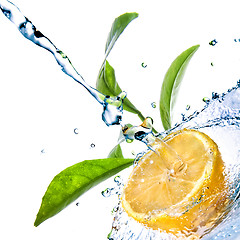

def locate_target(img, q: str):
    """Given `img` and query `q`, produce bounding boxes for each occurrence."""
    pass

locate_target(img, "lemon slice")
[122,129,228,239]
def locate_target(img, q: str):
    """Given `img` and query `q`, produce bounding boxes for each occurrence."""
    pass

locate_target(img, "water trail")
[109,82,240,240]
[0,0,126,126]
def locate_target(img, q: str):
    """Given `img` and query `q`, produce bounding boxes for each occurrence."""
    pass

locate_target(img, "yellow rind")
[122,129,228,239]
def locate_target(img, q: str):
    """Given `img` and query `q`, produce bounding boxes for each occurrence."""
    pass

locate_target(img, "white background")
[1,0,240,239]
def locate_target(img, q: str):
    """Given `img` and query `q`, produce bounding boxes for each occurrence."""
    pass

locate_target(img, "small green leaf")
[160,44,200,130]
[97,60,145,121]
[96,12,145,122]
[105,12,138,59]
[34,158,133,227]
[108,144,124,158]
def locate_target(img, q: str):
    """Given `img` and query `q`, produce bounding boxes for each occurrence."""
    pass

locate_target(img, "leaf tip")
[34,212,46,227]
[34,218,41,227]
[193,44,200,51]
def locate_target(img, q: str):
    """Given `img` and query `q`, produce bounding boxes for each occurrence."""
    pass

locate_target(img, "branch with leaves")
[33,12,199,226]
[0,3,199,228]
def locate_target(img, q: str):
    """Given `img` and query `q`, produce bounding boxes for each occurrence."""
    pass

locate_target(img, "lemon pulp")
[122,129,228,239]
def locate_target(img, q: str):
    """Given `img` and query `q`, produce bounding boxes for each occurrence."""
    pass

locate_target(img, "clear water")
[0,0,126,127]
[108,83,240,240]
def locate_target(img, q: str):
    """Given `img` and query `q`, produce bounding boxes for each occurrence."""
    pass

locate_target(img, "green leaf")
[97,60,145,121]
[160,45,200,130]
[108,144,124,158]
[105,12,138,58]
[34,158,133,227]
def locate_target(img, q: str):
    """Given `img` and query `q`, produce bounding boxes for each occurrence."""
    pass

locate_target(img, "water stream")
[0,0,126,127]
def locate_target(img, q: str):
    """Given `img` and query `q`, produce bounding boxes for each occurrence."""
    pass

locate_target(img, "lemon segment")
[121,129,228,238]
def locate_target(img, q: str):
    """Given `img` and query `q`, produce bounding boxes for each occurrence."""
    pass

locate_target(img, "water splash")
[122,117,156,149]
[0,0,126,127]
[109,82,240,240]
[102,176,124,198]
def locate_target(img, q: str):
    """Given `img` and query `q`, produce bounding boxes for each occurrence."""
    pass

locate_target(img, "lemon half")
[122,129,228,239]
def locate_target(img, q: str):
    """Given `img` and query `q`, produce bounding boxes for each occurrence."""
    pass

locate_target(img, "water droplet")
[73,128,79,134]
[90,143,95,148]
[186,105,190,111]
[101,188,113,197]
[237,79,240,87]
[234,39,240,42]
[202,97,210,103]
[114,176,122,186]
[141,62,147,68]
[209,39,218,46]
[150,160,154,164]
[41,149,45,154]
[229,189,235,195]
[151,102,156,108]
